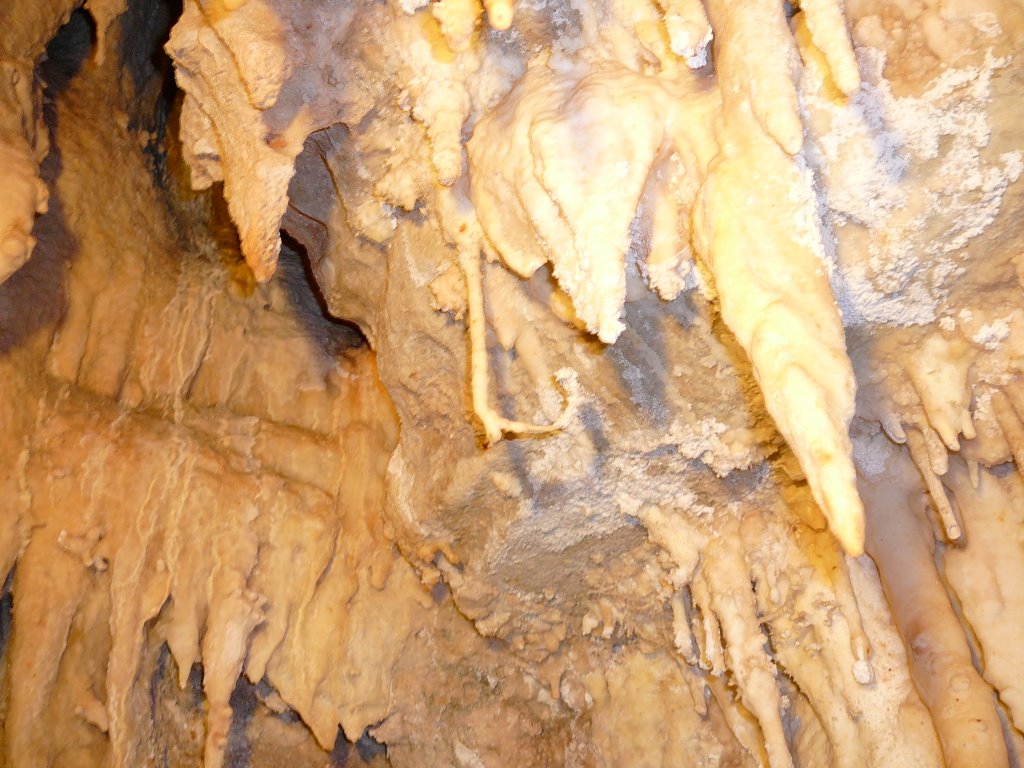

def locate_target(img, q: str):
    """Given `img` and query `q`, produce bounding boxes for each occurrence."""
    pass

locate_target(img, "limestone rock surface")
[1,1,1024,767]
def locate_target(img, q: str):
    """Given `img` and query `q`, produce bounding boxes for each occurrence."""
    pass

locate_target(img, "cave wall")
[0,0,1024,767]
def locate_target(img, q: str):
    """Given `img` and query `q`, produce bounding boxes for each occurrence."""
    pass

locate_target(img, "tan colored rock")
[1,1,1024,767]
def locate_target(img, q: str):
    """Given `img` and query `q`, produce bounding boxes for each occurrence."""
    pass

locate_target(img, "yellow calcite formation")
[0,0,78,284]
[0,136,49,283]
[467,16,864,552]
[2,0,1024,767]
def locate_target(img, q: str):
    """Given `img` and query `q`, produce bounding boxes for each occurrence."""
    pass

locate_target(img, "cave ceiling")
[1,0,1024,766]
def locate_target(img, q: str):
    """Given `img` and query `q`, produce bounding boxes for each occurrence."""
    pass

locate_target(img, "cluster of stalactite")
[1,0,1023,766]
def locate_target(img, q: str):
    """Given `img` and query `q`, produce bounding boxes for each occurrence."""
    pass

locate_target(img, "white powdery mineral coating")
[806,45,1023,327]
[972,318,1011,349]
[852,430,893,478]
[399,0,430,13]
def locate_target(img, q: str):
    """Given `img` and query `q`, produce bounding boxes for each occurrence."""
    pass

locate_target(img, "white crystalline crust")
[803,43,1024,327]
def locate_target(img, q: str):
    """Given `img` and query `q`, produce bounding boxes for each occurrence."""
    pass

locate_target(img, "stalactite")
[943,459,1024,730]
[905,428,961,542]
[861,456,1009,768]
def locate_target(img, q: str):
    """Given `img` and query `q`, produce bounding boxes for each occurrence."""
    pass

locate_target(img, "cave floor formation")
[1,0,1024,766]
